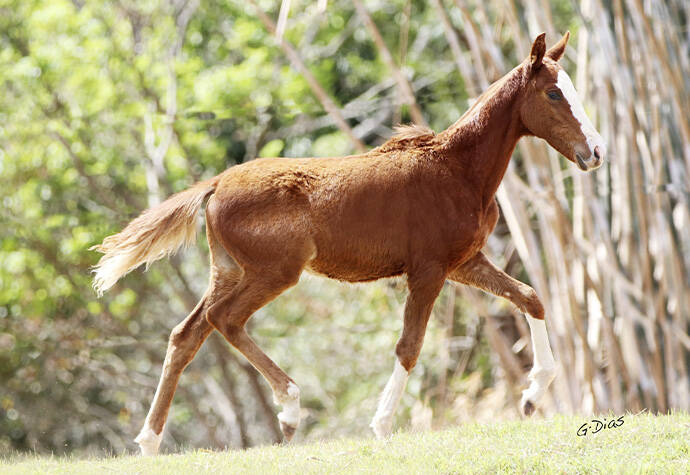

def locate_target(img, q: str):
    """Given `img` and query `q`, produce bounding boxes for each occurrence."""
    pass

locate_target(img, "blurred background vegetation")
[1,0,688,456]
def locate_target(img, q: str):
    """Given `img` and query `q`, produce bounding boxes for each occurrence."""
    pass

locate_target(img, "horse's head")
[519,32,606,171]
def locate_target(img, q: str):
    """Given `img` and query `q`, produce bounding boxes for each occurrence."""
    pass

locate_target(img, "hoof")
[280,421,297,442]
[522,399,535,416]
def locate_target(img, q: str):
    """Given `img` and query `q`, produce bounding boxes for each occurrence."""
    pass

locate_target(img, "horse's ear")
[530,33,546,70]
[546,31,570,61]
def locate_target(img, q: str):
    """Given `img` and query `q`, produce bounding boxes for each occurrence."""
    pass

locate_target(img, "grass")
[2,413,689,474]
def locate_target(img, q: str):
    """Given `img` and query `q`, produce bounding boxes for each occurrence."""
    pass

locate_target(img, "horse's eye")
[547,91,562,101]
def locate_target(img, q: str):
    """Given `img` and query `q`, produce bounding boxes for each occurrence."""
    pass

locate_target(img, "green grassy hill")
[2,413,689,474]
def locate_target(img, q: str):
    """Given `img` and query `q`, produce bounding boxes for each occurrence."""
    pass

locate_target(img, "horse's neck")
[437,68,526,208]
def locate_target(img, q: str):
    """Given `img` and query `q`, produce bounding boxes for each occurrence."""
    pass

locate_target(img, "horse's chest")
[446,200,499,264]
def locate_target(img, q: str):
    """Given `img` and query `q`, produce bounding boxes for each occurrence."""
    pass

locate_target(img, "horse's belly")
[304,251,405,282]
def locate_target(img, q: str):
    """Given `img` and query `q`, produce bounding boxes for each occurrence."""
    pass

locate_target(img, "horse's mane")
[374,124,436,152]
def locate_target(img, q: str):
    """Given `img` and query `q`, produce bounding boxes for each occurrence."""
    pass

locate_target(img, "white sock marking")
[134,425,163,456]
[371,359,409,438]
[134,357,171,456]
[276,381,301,428]
[521,315,556,409]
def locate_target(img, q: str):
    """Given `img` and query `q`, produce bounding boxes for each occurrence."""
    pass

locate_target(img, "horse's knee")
[520,286,544,320]
[395,340,421,371]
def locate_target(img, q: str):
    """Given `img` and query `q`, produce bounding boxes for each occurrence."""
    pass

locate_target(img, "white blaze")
[555,69,606,158]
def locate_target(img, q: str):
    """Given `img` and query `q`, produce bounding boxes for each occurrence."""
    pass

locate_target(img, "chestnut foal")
[93,32,605,454]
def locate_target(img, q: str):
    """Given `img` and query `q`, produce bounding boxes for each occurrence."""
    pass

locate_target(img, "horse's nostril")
[594,146,601,160]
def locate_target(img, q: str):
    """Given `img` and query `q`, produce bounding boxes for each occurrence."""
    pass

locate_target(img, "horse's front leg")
[371,268,445,438]
[448,252,556,416]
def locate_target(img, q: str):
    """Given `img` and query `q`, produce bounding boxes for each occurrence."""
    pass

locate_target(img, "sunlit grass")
[2,413,688,474]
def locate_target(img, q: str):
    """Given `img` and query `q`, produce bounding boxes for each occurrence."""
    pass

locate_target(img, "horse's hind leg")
[206,266,304,441]
[135,210,242,455]
[135,294,214,455]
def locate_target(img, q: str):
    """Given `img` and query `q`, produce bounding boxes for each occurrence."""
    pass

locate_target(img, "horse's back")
[206,153,413,278]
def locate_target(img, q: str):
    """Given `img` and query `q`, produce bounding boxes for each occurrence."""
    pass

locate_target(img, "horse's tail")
[91,175,222,295]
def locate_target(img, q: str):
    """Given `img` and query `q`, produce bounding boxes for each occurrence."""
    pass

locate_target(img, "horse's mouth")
[575,152,588,171]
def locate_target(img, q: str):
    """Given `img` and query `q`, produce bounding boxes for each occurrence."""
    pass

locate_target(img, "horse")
[92,32,605,455]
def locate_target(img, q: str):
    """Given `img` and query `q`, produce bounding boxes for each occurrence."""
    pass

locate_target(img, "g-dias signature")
[577,415,625,436]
